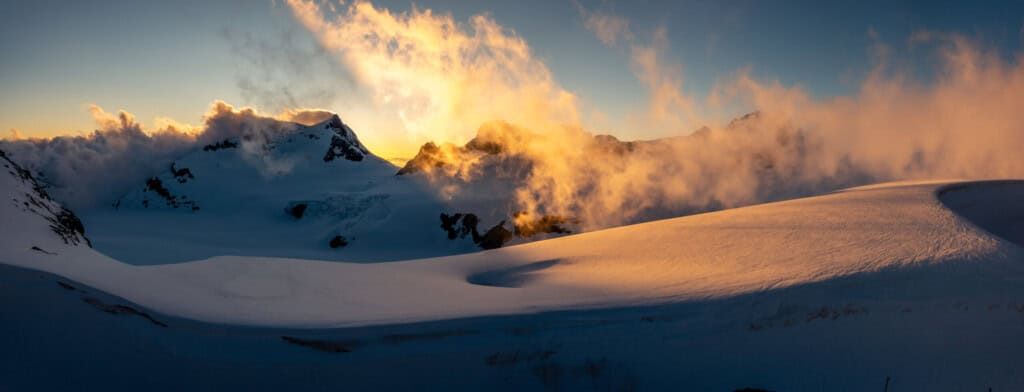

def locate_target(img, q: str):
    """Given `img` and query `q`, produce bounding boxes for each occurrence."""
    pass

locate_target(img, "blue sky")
[1,0,1022,155]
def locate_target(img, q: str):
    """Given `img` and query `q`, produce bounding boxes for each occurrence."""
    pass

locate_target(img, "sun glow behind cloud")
[286,0,581,144]
[281,1,1024,229]
[5,0,1024,232]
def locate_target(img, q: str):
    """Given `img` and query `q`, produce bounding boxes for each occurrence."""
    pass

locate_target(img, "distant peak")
[326,114,345,132]
[321,114,370,163]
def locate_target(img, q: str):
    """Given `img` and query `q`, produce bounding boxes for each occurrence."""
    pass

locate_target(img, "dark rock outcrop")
[288,203,308,219]
[513,213,574,237]
[397,122,532,175]
[280,336,353,353]
[396,121,640,178]
[1,149,91,247]
[439,213,513,250]
[31,246,56,255]
[329,235,348,249]
[440,212,482,241]
[439,212,461,239]
[322,115,369,162]
[396,142,447,175]
[145,177,171,200]
[54,209,89,242]
[143,177,199,211]
[81,297,168,327]
[202,139,239,152]
[591,134,635,156]
[170,163,194,184]
[478,222,513,250]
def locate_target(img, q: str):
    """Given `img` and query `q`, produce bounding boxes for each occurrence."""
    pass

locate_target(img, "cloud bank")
[524,27,1024,229]
[366,2,1024,230]
[0,102,332,209]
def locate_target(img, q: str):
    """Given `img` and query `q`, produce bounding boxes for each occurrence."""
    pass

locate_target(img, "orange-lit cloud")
[87,104,143,133]
[283,1,1024,230]
[286,0,580,144]
[572,0,633,46]
[574,3,701,136]
[152,117,202,135]
[628,26,699,135]
[8,1,1024,237]
[275,107,337,126]
[724,32,1024,181]
[393,20,1024,231]
[552,31,1024,227]
[5,129,23,141]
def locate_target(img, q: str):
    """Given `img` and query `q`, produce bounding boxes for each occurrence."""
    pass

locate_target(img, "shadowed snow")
[938,180,1024,248]
[466,259,561,288]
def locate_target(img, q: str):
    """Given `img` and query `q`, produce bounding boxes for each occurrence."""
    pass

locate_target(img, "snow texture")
[3,176,1024,390]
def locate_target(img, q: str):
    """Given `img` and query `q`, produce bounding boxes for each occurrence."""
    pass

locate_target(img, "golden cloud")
[286,0,580,144]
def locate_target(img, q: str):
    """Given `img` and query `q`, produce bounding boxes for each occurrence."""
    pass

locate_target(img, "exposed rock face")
[280,336,353,353]
[396,121,537,176]
[132,162,201,211]
[329,235,348,249]
[1,149,91,247]
[478,222,512,250]
[440,212,480,241]
[54,210,88,244]
[440,211,579,250]
[590,134,635,156]
[81,297,168,327]
[322,115,369,162]
[399,120,642,180]
[439,213,515,250]
[143,177,199,211]
[513,213,574,237]
[170,163,194,184]
[202,139,239,152]
[288,203,308,219]
[396,142,446,175]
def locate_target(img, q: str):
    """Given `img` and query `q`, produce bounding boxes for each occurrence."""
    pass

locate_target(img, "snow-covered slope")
[79,115,497,264]
[0,150,91,252]
[4,172,1024,327]
[75,113,867,266]
[6,160,1024,389]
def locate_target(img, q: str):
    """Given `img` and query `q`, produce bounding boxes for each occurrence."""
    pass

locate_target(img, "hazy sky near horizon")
[2,0,1023,158]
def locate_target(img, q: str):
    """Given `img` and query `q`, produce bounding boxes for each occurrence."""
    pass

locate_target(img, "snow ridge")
[0,149,90,247]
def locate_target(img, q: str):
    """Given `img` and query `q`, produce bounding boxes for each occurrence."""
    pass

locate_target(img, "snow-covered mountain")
[0,149,90,251]
[395,112,869,236]
[6,110,1024,389]
[5,136,1024,389]
[5,171,1024,389]
[79,115,523,264]
[67,111,861,266]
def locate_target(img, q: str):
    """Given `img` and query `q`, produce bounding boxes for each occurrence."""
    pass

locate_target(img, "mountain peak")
[321,114,370,162]
[0,149,90,248]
